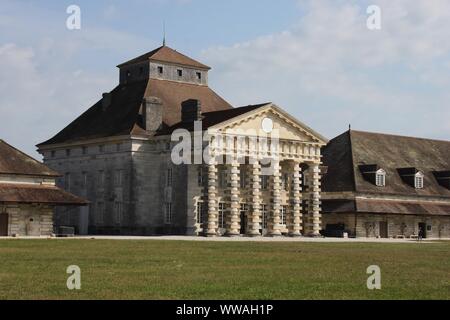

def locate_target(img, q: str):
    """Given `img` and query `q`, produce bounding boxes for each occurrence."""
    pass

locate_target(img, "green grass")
[0,239,449,300]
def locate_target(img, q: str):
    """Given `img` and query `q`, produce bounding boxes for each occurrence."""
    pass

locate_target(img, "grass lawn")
[0,239,449,300]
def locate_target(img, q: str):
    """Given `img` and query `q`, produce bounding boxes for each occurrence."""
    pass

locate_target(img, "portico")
[195,103,327,237]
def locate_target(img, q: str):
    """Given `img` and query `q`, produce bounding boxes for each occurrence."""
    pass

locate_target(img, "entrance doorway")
[418,222,427,239]
[379,221,388,238]
[240,204,248,234]
[0,213,8,236]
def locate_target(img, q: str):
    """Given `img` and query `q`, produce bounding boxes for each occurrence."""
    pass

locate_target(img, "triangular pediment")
[208,103,328,144]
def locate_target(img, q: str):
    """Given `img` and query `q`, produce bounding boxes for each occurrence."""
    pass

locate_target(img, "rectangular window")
[197,166,204,187]
[99,145,105,153]
[114,202,123,224]
[51,150,56,158]
[97,202,105,224]
[166,168,173,187]
[98,170,105,188]
[261,175,269,190]
[219,170,227,188]
[280,206,287,225]
[196,202,205,224]
[240,168,247,189]
[164,202,172,224]
[261,204,268,229]
[82,171,88,189]
[64,173,71,191]
[218,202,225,228]
[196,72,202,80]
[82,146,88,155]
[65,149,71,157]
[376,174,385,187]
[158,66,163,74]
[415,176,423,189]
[177,69,183,77]
[114,169,123,186]
[281,173,289,190]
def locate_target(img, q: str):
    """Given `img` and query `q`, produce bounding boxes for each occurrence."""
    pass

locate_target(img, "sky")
[1,0,449,158]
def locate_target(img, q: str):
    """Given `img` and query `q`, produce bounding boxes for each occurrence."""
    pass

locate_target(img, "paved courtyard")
[2,235,448,243]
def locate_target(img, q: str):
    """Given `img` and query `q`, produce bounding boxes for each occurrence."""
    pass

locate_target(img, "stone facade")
[0,205,53,237]
[323,212,450,239]
[37,46,328,237]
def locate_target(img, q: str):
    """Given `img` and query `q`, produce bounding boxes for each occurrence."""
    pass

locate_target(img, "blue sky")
[1,0,449,157]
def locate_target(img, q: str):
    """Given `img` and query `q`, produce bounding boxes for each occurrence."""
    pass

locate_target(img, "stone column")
[288,161,302,237]
[247,160,262,236]
[225,162,240,236]
[309,163,322,236]
[268,161,282,236]
[206,163,219,237]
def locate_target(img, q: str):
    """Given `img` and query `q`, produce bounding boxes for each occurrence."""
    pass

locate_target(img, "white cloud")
[202,0,450,141]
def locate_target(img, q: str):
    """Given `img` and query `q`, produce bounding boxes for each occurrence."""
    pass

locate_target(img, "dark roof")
[157,103,269,136]
[322,130,450,198]
[117,45,211,70]
[38,79,232,146]
[322,199,450,216]
[0,140,60,177]
[0,184,88,206]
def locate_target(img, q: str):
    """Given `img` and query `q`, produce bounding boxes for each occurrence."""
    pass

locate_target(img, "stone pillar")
[288,161,302,237]
[206,163,219,237]
[247,160,262,236]
[309,163,322,236]
[225,162,240,236]
[268,161,282,236]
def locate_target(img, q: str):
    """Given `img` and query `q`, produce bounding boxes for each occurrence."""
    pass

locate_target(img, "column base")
[224,232,240,237]
[308,232,322,238]
[205,233,218,238]
[266,232,283,237]
[245,232,262,237]
[288,232,302,237]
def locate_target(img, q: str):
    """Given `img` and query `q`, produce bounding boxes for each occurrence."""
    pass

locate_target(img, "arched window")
[375,169,386,187]
[415,172,424,189]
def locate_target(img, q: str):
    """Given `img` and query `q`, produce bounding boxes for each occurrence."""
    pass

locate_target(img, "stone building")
[0,140,87,237]
[37,45,328,236]
[321,130,450,239]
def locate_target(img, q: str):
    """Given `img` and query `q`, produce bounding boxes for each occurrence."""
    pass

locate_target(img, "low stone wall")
[322,212,450,238]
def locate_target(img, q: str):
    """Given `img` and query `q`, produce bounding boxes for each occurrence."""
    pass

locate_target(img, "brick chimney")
[142,96,163,133]
[181,99,202,123]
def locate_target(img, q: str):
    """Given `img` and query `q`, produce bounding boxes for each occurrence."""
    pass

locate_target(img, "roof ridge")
[351,129,450,144]
[0,140,60,177]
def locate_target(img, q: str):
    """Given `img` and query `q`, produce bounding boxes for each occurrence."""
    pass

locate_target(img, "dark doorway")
[240,211,247,234]
[379,221,388,238]
[418,222,427,239]
[0,213,8,236]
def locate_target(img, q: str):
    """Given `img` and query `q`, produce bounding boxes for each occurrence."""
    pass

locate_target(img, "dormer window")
[359,164,385,186]
[414,172,424,189]
[177,69,183,77]
[158,66,163,74]
[375,169,386,187]
[398,167,424,189]
[433,171,450,189]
